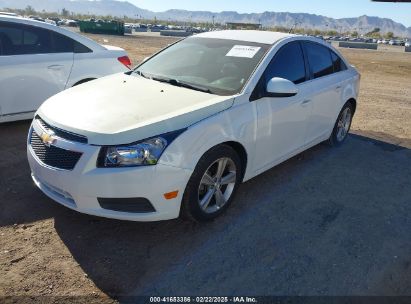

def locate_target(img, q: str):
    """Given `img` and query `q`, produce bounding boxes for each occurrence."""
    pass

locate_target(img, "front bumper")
[27,122,193,222]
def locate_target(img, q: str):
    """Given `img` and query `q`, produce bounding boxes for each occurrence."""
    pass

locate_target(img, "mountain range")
[1,0,410,37]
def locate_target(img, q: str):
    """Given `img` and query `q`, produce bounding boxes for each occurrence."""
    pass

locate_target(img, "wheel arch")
[347,98,357,114]
[72,78,96,87]
[220,141,248,182]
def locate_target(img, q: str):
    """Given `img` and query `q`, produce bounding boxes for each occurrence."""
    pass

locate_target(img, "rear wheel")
[328,102,354,146]
[181,145,242,222]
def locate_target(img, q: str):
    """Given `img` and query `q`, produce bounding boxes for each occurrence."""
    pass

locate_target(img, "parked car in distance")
[397,40,405,46]
[28,30,360,222]
[405,41,411,47]
[0,15,132,123]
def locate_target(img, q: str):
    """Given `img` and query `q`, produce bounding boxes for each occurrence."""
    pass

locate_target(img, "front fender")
[158,101,257,181]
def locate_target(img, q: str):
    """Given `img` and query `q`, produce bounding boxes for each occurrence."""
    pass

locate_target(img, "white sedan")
[28,30,360,222]
[0,15,131,123]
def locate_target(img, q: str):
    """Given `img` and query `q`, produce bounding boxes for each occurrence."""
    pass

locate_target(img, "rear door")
[0,21,73,117]
[302,42,344,144]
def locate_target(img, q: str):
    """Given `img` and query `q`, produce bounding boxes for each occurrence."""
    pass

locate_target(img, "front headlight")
[97,129,185,168]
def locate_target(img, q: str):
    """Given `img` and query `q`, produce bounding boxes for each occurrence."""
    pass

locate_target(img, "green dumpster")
[79,20,125,35]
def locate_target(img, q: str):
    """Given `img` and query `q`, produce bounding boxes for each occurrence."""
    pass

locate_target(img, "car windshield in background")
[134,37,270,96]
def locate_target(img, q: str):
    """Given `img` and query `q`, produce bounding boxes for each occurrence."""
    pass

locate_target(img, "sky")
[130,0,411,27]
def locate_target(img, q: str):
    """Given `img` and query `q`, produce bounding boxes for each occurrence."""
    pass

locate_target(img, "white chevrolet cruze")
[0,15,131,123]
[27,30,360,222]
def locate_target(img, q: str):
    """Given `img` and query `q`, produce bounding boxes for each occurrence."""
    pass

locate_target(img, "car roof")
[0,15,105,51]
[195,30,294,45]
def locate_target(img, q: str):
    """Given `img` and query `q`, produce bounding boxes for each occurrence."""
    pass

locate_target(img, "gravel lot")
[1,32,410,301]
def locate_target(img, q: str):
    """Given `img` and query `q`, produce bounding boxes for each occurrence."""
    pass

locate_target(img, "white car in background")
[405,41,411,47]
[0,15,131,123]
[28,30,360,222]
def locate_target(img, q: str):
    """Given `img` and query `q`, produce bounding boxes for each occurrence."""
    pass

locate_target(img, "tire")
[181,144,242,222]
[328,102,354,147]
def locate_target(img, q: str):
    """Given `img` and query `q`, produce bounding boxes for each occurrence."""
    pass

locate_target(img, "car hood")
[37,73,234,145]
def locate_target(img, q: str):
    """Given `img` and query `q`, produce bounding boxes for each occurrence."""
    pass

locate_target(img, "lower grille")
[30,130,82,170]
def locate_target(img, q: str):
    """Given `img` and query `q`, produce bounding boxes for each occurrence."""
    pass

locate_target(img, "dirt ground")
[0,32,410,301]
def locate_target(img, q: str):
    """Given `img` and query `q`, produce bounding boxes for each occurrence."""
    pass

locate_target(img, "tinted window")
[305,42,334,79]
[331,51,347,73]
[264,42,306,85]
[0,22,52,55]
[52,32,74,53]
[74,41,92,53]
[53,32,92,53]
[0,21,90,55]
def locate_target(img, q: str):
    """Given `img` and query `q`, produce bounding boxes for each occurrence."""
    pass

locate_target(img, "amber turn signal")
[164,190,179,200]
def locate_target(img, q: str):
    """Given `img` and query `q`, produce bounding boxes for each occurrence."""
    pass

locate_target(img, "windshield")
[134,37,270,96]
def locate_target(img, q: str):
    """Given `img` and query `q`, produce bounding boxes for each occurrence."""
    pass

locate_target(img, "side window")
[74,41,92,53]
[0,22,23,55]
[331,51,347,73]
[0,21,52,55]
[52,32,74,53]
[52,32,92,53]
[304,42,334,79]
[264,42,306,85]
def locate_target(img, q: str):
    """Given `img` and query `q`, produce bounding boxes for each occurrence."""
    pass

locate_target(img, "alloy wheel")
[336,107,352,142]
[198,157,237,214]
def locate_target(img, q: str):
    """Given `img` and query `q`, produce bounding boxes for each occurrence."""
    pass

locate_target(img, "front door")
[253,41,313,172]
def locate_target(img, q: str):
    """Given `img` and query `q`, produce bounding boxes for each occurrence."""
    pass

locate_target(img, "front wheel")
[328,102,354,146]
[181,145,242,222]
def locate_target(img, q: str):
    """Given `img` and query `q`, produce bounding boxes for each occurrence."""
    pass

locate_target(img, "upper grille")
[35,116,88,144]
[30,130,83,170]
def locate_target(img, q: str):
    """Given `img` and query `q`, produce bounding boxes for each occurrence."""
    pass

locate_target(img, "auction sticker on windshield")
[226,45,261,58]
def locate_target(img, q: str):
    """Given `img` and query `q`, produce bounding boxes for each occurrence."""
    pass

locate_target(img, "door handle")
[335,85,342,90]
[301,99,311,105]
[47,64,64,70]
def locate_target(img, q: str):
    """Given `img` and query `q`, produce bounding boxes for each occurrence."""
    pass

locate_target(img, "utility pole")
[289,18,301,34]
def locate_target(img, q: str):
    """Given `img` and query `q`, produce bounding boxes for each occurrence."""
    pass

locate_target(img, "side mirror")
[266,77,298,97]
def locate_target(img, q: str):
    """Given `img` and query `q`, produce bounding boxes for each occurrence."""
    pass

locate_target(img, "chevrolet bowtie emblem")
[40,131,56,147]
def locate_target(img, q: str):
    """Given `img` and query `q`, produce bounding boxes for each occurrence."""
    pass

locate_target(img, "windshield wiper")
[135,70,150,79]
[151,75,213,94]
[179,81,213,94]
[135,72,213,94]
